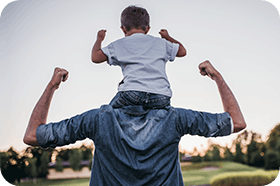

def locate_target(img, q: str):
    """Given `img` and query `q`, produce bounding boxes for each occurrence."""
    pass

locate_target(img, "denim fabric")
[110,91,171,109]
[36,105,232,186]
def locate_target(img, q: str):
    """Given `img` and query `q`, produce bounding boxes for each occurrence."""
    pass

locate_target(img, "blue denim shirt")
[37,105,232,186]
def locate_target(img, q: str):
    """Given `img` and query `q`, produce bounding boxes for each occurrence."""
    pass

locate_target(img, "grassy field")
[16,161,271,186]
[182,161,260,186]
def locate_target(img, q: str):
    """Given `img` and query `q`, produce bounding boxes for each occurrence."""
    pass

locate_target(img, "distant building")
[181,154,192,162]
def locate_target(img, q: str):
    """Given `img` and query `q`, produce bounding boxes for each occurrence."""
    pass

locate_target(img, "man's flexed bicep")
[199,61,246,133]
[23,68,69,146]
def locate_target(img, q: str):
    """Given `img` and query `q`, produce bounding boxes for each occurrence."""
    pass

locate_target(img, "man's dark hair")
[121,5,150,31]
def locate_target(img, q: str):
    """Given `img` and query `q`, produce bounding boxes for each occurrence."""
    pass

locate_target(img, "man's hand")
[159,29,170,39]
[49,68,69,90]
[97,29,107,41]
[199,60,221,81]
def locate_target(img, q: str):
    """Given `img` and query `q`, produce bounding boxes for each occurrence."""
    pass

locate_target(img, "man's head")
[121,5,150,32]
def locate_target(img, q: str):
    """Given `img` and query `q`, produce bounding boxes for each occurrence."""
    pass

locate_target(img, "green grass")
[15,161,274,186]
[182,161,264,186]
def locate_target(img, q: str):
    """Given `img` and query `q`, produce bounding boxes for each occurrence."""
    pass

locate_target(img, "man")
[23,61,246,185]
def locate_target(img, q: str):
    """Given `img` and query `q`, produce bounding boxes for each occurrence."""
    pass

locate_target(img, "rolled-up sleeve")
[36,109,100,148]
[102,43,119,66]
[165,40,179,62]
[176,108,232,137]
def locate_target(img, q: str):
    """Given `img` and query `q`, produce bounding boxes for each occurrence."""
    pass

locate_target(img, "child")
[91,5,186,109]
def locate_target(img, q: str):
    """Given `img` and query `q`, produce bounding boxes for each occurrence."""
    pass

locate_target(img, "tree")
[203,151,211,161]
[264,150,280,170]
[211,146,221,161]
[1,147,26,184]
[69,148,83,171]
[179,152,184,162]
[234,143,245,164]
[0,152,8,169]
[247,133,260,166]
[266,123,280,150]
[57,148,73,161]
[25,158,37,179]
[250,151,264,167]
[191,155,202,163]
[233,130,249,149]
[274,138,280,152]
[24,146,54,178]
[88,158,93,170]
[223,147,234,161]
[81,144,93,160]
[38,151,49,177]
[55,157,64,172]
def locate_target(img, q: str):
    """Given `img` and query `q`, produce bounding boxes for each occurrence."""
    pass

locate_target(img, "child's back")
[102,33,178,97]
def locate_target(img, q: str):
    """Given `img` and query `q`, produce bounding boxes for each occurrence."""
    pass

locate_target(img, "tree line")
[184,123,280,170]
[0,143,94,184]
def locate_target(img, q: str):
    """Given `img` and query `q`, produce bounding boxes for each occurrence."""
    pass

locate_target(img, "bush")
[210,170,279,186]
[191,155,202,163]
[264,150,280,170]
[250,151,264,168]
[203,153,211,162]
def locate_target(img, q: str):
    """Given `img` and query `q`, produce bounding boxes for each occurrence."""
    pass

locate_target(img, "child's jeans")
[109,91,171,109]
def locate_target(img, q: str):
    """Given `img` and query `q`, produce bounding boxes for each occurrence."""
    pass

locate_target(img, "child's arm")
[159,29,187,57]
[91,30,108,63]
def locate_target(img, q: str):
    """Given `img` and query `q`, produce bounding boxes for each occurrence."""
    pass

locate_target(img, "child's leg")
[110,91,170,109]
[142,93,171,109]
[109,91,142,108]
[109,92,122,108]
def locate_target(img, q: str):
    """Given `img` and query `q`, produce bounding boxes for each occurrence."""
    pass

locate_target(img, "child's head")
[121,5,150,32]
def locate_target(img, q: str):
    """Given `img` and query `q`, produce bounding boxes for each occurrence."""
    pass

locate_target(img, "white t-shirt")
[101,33,179,97]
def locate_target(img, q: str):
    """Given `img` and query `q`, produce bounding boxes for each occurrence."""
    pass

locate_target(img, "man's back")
[36,104,232,185]
[91,105,183,185]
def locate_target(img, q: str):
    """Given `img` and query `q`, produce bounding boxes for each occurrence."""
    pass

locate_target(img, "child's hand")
[159,29,170,39]
[97,30,107,41]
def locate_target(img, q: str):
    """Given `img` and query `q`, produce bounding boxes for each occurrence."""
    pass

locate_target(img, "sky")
[0,0,280,185]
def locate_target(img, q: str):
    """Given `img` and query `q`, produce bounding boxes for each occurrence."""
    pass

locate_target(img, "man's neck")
[125,28,146,36]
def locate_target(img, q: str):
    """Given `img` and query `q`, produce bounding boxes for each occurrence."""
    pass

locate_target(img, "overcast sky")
[0,0,280,159]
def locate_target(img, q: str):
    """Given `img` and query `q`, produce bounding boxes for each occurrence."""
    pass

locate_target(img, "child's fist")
[97,30,107,41]
[159,29,169,39]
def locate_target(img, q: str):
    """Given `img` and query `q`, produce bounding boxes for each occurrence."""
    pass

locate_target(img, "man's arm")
[199,60,246,133]
[91,29,108,63]
[23,68,69,146]
[159,29,187,57]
